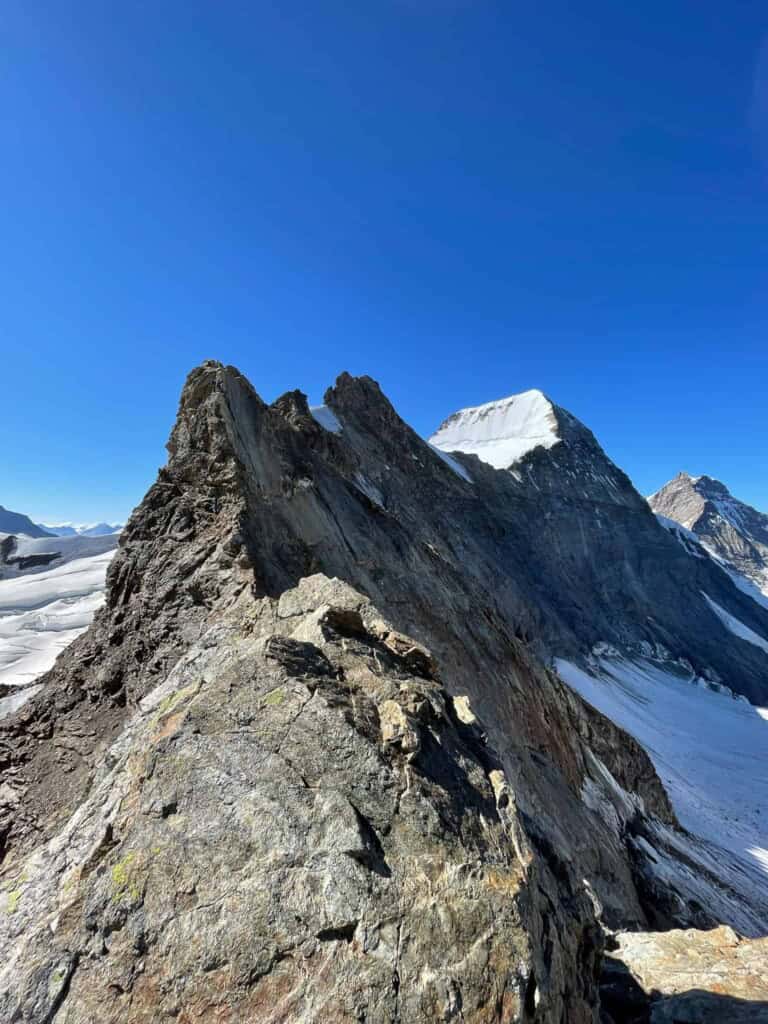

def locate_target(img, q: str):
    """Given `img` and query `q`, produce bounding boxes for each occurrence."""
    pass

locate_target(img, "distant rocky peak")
[695,473,729,492]
[685,472,733,500]
[651,472,765,532]
[650,471,768,598]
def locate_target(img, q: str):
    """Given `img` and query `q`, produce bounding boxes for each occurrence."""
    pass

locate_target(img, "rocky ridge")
[601,926,768,1022]
[1,362,767,1021]
[1,574,606,1023]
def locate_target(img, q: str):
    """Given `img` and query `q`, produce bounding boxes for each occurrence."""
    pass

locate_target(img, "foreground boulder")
[602,926,768,1023]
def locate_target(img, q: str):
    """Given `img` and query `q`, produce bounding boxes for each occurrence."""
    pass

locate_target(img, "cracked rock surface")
[0,576,599,1023]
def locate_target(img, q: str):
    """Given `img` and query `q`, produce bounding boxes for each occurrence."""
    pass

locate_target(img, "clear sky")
[1,1,767,522]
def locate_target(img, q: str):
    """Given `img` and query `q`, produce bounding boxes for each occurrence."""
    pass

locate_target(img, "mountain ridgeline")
[0,506,53,539]
[1,362,767,1023]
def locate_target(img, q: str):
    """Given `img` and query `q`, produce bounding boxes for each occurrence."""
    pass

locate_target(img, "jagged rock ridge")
[1,363,767,1022]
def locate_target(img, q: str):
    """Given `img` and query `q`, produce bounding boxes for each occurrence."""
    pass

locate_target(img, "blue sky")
[1,1,767,521]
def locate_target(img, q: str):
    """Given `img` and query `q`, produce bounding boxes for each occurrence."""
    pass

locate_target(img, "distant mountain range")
[38,521,123,537]
[0,506,123,540]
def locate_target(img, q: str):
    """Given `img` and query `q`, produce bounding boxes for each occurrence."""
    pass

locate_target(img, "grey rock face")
[650,472,768,597]
[1,363,766,1020]
[0,576,601,1023]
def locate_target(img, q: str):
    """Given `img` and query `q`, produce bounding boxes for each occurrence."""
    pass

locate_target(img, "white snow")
[702,592,768,654]
[309,404,342,433]
[0,549,115,714]
[0,549,114,612]
[655,513,768,607]
[557,655,768,883]
[654,513,708,559]
[655,513,701,547]
[429,389,560,469]
[711,495,750,534]
[723,568,768,611]
[429,444,473,483]
[0,533,118,576]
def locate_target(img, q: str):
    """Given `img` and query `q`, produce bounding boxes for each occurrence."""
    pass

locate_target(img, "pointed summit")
[429,389,562,469]
[650,473,768,597]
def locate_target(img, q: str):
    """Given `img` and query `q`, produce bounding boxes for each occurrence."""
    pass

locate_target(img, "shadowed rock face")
[0,362,766,1021]
[650,471,768,597]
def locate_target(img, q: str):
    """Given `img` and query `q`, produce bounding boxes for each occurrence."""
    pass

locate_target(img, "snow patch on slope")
[429,444,473,483]
[723,568,768,611]
[654,513,707,559]
[557,655,768,887]
[0,549,115,715]
[429,389,560,469]
[310,404,342,433]
[656,513,768,610]
[702,593,768,654]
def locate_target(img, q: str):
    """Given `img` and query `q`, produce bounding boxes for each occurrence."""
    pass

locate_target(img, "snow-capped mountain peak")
[37,521,123,537]
[429,388,561,468]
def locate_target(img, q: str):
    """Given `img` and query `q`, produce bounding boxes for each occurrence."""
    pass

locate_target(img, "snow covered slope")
[702,593,768,654]
[429,389,561,468]
[557,654,768,923]
[0,545,116,717]
[0,532,117,578]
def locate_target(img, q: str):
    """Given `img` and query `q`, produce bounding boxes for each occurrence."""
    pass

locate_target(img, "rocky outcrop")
[1,576,603,1023]
[650,471,768,598]
[601,926,768,1023]
[1,362,766,1020]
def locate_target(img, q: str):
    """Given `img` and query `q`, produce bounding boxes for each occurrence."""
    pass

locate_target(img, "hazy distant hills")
[37,521,123,537]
